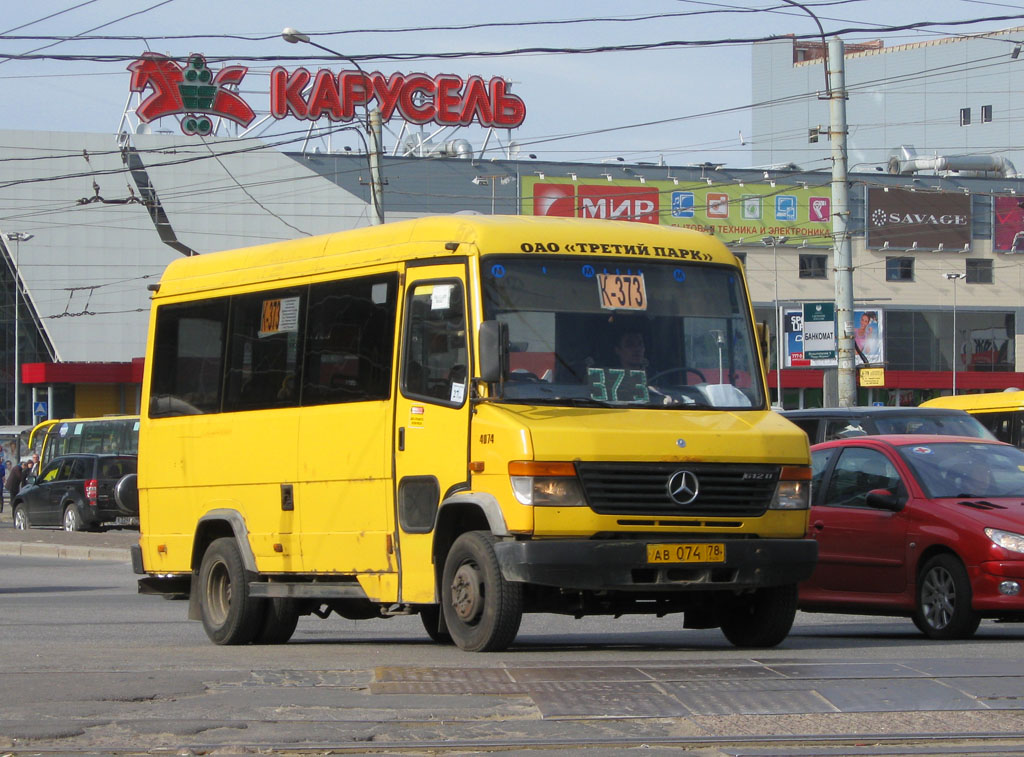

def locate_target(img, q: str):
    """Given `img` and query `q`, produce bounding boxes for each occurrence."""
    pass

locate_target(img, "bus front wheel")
[441,531,522,652]
[198,537,264,645]
[719,584,798,648]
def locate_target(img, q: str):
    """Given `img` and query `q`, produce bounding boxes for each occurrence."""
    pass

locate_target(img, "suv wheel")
[63,504,83,532]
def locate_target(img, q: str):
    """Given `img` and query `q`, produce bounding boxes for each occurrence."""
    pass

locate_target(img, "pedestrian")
[0,459,6,513]
[5,459,23,504]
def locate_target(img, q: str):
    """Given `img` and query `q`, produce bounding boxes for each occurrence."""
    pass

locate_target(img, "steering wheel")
[648,367,707,385]
[507,369,543,383]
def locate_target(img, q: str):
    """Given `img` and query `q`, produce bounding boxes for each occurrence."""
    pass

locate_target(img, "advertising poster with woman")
[854,310,883,366]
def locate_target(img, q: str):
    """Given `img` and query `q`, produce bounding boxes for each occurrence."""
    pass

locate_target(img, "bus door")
[394,264,472,604]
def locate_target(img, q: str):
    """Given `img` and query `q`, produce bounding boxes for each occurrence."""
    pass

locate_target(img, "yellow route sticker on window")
[598,273,647,310]
[260,296,300,336]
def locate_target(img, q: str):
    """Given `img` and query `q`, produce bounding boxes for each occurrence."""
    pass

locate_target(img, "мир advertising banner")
[866,187,971,250]
[523,177,833,245]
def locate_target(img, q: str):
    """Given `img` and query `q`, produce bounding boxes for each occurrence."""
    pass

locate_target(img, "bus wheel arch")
[431,497,505,596]
[188,510,255,621]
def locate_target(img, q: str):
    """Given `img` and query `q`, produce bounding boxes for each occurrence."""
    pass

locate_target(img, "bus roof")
[152,215,738,299]
[920,390,1024,412]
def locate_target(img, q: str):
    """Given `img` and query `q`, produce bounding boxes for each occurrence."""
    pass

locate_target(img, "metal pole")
[763,235,788,406]
[829,38,856,407]
[952,278,958,395]
[944,272,965,394]
[283,28,384,225]
[775,242,783,405]
[13,239,18,426]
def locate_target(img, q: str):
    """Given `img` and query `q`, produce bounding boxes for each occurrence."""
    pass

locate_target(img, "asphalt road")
[4,523,1024,754]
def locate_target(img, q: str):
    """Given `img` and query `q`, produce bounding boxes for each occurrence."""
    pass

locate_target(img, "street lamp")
[282,27,385,225]
[944,272,966,395]
[6,232,34,426]
[762,235,789,406]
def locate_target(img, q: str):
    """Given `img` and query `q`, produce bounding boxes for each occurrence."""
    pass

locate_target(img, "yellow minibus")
[131,215,816,651]
[921,390,1024,447]
[30,415,140,468]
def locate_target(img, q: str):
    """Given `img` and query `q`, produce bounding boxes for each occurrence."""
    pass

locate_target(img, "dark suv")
[11,454,138,532]
[780,406,995,444]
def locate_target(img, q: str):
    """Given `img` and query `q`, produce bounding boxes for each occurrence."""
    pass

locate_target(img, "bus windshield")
[481,256,764,409]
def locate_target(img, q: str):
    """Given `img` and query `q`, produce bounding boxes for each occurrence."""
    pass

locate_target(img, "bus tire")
[441,531,522,652]
[719,584,798,648]
[254,598,300,644]
[419,605,453,644]
[198,537,264,645]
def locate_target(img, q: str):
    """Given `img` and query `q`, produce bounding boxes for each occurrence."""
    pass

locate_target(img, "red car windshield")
[897,441,1024,499]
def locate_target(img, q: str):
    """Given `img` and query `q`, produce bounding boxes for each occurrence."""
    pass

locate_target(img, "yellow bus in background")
[132,215,816,652]
[30,415,140,468]
[921,390,1024,448]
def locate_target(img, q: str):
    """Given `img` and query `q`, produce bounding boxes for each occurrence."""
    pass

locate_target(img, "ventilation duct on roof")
[887,145,1018,178]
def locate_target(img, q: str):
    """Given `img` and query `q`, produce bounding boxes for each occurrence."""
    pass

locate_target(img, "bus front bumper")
[493,538,818,592]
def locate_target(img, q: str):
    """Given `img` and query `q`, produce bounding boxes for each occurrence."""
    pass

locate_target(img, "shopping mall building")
[3,30,1024,422]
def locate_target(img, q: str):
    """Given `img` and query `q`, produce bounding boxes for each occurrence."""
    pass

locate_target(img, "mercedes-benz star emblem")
[667,470,699,505]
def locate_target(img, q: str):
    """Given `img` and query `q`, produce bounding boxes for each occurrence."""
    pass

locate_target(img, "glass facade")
[0,243,57,425]
[887,310,1014,372]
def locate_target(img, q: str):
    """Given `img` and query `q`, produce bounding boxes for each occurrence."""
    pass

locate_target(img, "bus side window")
[150,299,228,417]
[223,288,304,412]
[303,273,398,406]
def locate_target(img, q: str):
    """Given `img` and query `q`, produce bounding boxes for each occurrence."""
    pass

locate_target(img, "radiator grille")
[575,462,778,517]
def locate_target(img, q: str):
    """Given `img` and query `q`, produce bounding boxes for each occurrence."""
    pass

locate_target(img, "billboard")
[523,177,833,244]
[866,187,971,250]
[994,195,1024,252]
[783,306,884,368]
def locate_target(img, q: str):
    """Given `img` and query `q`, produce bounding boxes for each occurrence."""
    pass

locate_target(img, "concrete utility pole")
[368,109,385,225]
[828,38,856,407]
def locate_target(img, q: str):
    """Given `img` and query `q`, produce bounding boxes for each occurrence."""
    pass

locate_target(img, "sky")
[2,0,1023,167]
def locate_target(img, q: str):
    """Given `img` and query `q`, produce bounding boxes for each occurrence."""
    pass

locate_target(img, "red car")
[801,434,1024,639]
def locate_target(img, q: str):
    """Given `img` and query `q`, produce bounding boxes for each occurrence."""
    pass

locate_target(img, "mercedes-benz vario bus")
[131,215,816,651]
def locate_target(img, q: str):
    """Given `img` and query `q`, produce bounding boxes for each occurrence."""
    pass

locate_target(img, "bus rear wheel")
[441,531,522,652]
[198,537,264,645]
[254,598,300,644]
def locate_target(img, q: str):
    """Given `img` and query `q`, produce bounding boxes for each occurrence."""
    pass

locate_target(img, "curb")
[0,541,131,562]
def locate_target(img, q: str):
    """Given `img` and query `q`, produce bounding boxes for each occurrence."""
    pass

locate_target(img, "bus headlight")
[986,528,1024,554]
[509,461,586,507]
[769,467,812,510]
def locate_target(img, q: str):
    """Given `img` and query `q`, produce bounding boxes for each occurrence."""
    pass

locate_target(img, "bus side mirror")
[478,320,509,383]
[755,321,770,364]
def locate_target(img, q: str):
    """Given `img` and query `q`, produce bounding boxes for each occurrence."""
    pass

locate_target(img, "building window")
[885,257,914,282]
[966,259,993,284]
[799,254,828,279]
[982,105,993,123]
[960,107,971,126]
